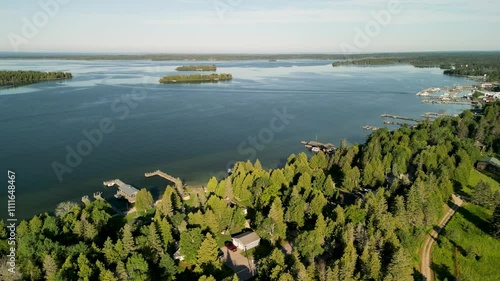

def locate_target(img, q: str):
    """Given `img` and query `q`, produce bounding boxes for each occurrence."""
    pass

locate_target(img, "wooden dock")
[381,114,420,122]
[145,170,190,200]
[362,125,380,131]
[383,120,417,128]
[422,99,472,105]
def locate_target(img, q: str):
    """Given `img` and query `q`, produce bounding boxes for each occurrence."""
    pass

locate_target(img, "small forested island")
[1,101,499,281]
[159,73,232,84]
[0,70,73,87]
[175,65,217,71]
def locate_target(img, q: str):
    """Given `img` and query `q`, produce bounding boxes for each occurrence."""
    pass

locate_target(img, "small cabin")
[232,231,261,251]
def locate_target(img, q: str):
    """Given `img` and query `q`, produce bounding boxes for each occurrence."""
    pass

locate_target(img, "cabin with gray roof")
[232,231,261,251]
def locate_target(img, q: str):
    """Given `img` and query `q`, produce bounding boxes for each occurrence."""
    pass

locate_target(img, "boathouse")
[116,183,139,203]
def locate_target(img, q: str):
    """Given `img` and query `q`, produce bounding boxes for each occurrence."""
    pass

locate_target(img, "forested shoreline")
[159,73,232,84]
[0,70,73,87]
[175,65,217,71]
[1,102,498,281]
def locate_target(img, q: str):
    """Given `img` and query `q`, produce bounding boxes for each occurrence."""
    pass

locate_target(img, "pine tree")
[207,177,218,194]
[180,228,204,264]
[196,233,221,273]
[157,218,173,250]
[77,254,93,281]
[147,223,163,262]
[115,261,128,281]
[135,189,153,214]
[268,197,286,244]
[384,247,413,281]
[121,224,136,256]
[125,254,149,281]
[43,254,58,281]
[157,187,174,217]
[159,254,176,280]
[323,175,336,197]
[491,204,500,239]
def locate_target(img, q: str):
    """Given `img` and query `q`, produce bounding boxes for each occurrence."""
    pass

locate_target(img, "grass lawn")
[432,204,500,281]
[464,169,500,195]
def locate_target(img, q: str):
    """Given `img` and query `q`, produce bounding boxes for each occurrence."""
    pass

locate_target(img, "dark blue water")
[0,59,474,219]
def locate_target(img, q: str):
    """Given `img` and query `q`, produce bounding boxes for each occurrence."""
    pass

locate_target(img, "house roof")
[232,231,260,246]
[480,157,500,168]
[118,184,138,196]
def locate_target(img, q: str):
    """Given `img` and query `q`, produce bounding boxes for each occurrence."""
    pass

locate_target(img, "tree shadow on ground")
[412,267,424,281]
[457,207,489,233]
[432,262,454,281]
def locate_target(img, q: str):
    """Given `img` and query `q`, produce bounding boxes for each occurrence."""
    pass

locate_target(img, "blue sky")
[1,0,499,53]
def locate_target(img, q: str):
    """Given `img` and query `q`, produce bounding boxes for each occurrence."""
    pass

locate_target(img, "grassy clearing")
[432,204,500,281]
[465,170,500,195]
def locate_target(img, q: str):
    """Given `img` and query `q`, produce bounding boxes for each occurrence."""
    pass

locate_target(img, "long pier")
[381,114,419,122]
[421,100,471,105]
[383,120,417,128]
[145,170,190,200]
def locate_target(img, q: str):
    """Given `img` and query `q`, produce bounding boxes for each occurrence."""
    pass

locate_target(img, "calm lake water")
[0,59,474,219]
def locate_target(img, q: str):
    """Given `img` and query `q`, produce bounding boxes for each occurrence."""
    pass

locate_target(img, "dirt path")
[420,194,463,281]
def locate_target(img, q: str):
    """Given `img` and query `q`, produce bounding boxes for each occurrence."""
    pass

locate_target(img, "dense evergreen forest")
[159,73,232,84]
[1,102,499,281]
[0,71,73,87]
[331,53,500,82]
[175,65,217,71]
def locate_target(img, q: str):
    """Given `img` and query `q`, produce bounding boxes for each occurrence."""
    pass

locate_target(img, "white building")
[232,231,261,251]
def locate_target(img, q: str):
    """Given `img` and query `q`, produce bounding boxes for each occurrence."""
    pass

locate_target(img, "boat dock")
[422,99,472,105]
[421,112,458,119]
[145,170,190,200]
[381,114,420,122]
[362,125,380,131]
[383,120,417,128]
[300,140,336,154]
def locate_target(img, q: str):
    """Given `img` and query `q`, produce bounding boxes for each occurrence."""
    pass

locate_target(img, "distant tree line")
[0,101,498,281]
[332,52,500,82]
[159,73,232,84]
[175,65,217,71]
[0,70,72,87]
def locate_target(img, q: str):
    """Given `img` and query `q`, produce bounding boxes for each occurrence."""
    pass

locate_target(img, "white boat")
[311,147,320,153]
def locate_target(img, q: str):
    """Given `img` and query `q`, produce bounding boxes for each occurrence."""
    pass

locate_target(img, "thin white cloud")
[142,6,500,26]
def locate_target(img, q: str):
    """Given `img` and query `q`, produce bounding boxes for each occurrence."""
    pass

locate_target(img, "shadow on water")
[457,207,489,233]
[432,262,454,281]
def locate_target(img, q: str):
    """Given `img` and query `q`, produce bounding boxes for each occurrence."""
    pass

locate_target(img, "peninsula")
[159,73,232,84]
[175,65,217,71]
[0,70,73,87]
